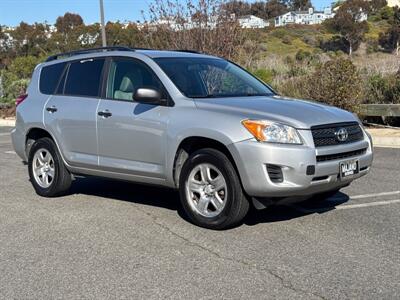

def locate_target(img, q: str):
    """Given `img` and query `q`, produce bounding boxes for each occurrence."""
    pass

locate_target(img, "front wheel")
[179,148,249,230]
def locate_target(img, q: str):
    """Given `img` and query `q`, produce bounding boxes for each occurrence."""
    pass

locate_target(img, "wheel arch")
[25,127,67,166]
[172,136,240,188]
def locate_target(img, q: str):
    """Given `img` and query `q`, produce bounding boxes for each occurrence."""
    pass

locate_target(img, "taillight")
[16,94,28,107]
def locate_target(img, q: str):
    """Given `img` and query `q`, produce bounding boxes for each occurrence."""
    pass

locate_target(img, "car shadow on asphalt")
[68,177,350,227]
[244,192,350,226]
[68,177,181,211]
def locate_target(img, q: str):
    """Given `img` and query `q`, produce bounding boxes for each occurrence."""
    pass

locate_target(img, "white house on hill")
[387,0,400,6]
[238,15,270,28]
[275,7,335,27]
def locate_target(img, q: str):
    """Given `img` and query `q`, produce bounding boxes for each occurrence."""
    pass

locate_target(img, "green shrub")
[7,56,41,78]
[253,69,274,84]
[0,56,41,103]
[282,35,292,45]
[304,58,363,111]
[277,76,309,99]
[366,39,380,53]
[365,73,400,104]
[379,6,394,20]
[271,28,288,39]
[302,35,318,47]
[295,49,312,61]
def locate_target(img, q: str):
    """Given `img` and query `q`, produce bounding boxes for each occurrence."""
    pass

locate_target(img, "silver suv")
[12,47,373,229]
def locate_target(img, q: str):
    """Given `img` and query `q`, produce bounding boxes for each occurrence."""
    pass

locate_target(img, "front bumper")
[227,129,373,198]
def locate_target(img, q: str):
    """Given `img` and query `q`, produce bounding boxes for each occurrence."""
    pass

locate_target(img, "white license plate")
[339,159,359,179]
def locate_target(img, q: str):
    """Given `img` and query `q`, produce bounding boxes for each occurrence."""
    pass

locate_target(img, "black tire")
[28,137,72,197]
[179,148,249,230]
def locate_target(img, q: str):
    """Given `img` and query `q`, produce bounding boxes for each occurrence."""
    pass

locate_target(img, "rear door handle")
[98,110,112,118]
[46,106,57,113]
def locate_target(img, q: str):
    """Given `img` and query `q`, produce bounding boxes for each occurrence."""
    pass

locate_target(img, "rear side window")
[40,62,66,95]
[64,58,105,97]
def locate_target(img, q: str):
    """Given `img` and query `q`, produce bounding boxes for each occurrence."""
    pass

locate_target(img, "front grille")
[311,122,363,147]
[316,148,367,162]
[266,164,283,183]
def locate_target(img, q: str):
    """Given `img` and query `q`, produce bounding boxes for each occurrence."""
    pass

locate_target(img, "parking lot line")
[288,198,400,214]
[335,199,400,210]
[349,191,400,199]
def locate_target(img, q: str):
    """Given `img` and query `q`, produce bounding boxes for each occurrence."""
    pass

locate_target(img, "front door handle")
[98,110,112,118]
[46,106,57,113]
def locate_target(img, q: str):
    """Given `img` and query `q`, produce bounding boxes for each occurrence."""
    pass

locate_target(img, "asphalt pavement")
[0,126,399,299]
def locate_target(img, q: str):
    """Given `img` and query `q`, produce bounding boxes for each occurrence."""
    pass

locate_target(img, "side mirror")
[133,88,164,105]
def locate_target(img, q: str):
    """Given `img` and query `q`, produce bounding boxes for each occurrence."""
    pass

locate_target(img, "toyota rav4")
[12,47,373,229]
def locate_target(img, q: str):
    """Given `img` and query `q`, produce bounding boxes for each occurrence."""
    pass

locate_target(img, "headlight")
[242,120,302,144]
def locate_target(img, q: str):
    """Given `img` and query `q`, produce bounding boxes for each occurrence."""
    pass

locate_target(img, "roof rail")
[45,46,134,62]
[173,49,202,54]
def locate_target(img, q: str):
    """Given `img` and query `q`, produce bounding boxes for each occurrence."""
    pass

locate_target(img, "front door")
[96,57,169,179]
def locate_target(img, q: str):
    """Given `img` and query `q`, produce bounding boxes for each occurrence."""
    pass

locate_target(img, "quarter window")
[40,62,67,95]
[64,58,105,97]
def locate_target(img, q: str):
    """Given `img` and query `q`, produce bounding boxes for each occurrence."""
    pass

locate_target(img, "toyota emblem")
[335,128,349,142]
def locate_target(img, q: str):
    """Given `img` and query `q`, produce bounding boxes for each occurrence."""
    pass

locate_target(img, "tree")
[145,0,256,61]
[380,6,400,55]
[55,13,84,33]
[290,0,312,11]
[369,0,387,14]
[222,0,288,19]
[265,0,289,18]
[327,0,369,55]
[52,13,86,52]
[8,22,51,57]
[222,1,251,16]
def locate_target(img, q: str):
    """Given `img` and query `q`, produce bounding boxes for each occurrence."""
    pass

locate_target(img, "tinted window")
[106,58,164,101]
[40,62,66,95]
[155,57,274,98]
[55,66,68,95]
[64,58,105,97]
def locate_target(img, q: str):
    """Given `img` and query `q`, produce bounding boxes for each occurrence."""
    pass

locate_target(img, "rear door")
[44,58,105,168]
[96,57,170,179]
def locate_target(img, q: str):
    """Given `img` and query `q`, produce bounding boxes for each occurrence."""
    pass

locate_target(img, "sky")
[0,0,334,27]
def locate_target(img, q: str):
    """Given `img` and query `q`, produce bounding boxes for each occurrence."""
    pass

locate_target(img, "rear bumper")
[11,126,27,161]
[228,129,373,198]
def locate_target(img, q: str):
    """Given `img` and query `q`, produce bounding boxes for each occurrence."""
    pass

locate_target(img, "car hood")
[194,95,358,129]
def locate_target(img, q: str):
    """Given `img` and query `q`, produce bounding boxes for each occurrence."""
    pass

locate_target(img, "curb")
[366,128,400,148]
[0,119,15,127]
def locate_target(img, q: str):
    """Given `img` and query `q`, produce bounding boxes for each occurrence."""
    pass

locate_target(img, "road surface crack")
[136,207,326,299]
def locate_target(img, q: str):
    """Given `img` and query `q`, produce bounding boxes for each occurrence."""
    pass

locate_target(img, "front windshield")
[154,57,275,98]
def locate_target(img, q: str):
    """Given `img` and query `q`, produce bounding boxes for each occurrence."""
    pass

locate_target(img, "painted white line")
[0,133,10,136]
[288,199,400,214]
[350,191,400,200]
[374,145,400,149]
[336,199,400,210]
[4,150,16,154]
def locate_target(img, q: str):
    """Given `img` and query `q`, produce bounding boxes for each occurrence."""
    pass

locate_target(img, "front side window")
[64,58,105,97]
[106,58,163,101]
[154,57,274,98]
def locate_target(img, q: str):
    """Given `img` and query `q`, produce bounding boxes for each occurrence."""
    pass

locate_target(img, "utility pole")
[99,0,107,47]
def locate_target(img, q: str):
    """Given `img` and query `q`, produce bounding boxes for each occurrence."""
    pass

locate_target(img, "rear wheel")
[28,137,72,197]
[179,148,249,230]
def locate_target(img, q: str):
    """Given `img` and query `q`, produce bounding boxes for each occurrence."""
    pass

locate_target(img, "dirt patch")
[0,106,16,119]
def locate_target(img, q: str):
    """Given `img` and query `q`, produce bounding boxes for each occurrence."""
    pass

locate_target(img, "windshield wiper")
[191,93,272,99]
